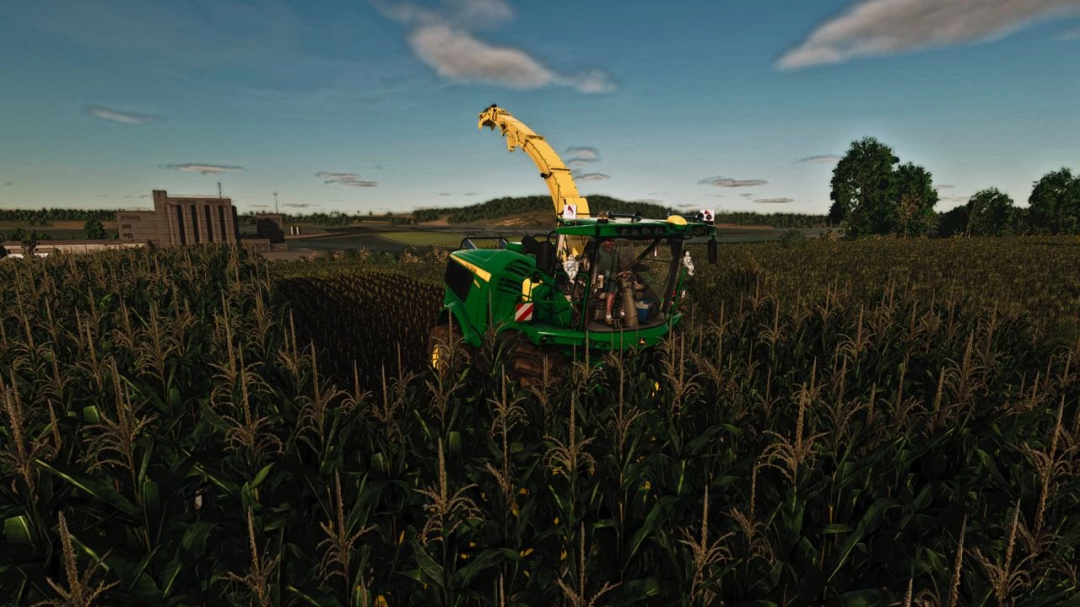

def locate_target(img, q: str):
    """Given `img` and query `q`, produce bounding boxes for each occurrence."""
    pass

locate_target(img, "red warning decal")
[514,302,534,322]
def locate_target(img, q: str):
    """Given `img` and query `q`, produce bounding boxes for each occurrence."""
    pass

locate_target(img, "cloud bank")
[779,0,1080,69]
[375,0,616,93]
[82,103,167,124]
[755,198,795,204]
[575,173,609,181]
[700,176,768,187]
[166,163,243,175]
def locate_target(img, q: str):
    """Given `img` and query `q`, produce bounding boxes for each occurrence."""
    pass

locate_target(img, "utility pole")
[273,192,279,214]
[218,182,222,199]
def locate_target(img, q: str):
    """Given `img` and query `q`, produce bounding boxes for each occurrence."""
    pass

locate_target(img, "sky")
[1,0,1078,215]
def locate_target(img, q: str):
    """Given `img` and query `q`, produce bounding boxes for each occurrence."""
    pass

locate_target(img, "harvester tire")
[503,331,566,390]
[428,323,465,374]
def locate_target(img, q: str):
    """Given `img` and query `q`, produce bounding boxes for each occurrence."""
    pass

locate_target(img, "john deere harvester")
[429,105,717,384]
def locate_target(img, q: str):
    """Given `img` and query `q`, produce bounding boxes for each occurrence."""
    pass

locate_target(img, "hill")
[413,195,828,228]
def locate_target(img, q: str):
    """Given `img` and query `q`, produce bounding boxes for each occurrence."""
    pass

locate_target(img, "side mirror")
[498,237,508,249]
[460,238,478,250]
[707,238,717,264]
[535,240,556,275]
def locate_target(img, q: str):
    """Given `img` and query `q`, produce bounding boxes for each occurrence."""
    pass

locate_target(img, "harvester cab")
[429,105,718,384]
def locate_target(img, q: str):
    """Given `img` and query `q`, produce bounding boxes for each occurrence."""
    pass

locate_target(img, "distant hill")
[413,195,828,228]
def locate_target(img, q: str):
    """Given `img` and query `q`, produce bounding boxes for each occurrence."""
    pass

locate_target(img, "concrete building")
[255,214,285,243]
[117,190,239,245]
[2,240,147,259]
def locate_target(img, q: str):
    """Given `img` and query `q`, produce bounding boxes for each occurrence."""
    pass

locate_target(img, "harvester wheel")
[503,331,566,390]
[428,323,465,374]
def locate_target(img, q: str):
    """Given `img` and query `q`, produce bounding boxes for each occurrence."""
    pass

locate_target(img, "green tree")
[893,162,938,237]
[936,205,968,237]
[1027,168,1080,234]
[830,137,899,237]
[965,188,1015,236]
[20,230,39,256]
[84,218,107,240]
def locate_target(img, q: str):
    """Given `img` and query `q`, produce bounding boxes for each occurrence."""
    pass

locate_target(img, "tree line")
[0,208,116,224]
[829,136,1080,237]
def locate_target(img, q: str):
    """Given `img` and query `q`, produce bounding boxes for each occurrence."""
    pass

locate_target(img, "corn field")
[1,240,1079,606]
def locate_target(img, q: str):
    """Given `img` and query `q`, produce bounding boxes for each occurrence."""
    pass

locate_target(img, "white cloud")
[740,193,755,198]
[565,146,600,164]
[317,171,360,182]
[376,0,616,93]
[935,184,955,189]
[778,0,1080,69]
[439,192,452,196]
[165,163,244,175]
[317,171,378,187]
[82,103,166,124]
[700,176,768,187]
[798,155,841,164]
[940,195,971,203]
[576,173,609,181]
[284,203,310,208]
[755,198,795,204]
[409,25,556,88]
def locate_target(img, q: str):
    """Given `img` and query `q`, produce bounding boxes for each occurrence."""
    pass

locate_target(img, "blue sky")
[1,0,1078,215]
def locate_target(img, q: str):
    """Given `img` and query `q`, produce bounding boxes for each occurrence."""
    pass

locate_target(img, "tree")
[84,219,107,240]
[830,137,899,237]
[1027,168,1080,234]
[893,162,938,237]
[20,231,39,257]
[936,205,968,237]
[965,188,1015,237]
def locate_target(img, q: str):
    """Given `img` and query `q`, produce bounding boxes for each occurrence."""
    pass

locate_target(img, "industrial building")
[117,189,240,245]
[115,190,289,252]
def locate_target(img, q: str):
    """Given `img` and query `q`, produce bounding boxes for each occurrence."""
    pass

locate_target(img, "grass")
[376,231,487,247]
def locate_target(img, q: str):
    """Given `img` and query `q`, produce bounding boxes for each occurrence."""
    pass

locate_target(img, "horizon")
[2,0,1078,215]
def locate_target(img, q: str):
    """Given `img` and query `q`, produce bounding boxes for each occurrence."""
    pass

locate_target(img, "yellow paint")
[478,105,591,219]
[452,254,492,282]
[665,215,687,225]
[522,278,533,299]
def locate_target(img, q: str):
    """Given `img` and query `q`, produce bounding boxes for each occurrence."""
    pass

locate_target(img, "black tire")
[502,331,567,389]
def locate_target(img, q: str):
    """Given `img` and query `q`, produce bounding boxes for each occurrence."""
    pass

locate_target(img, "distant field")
[376,231,471,247]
